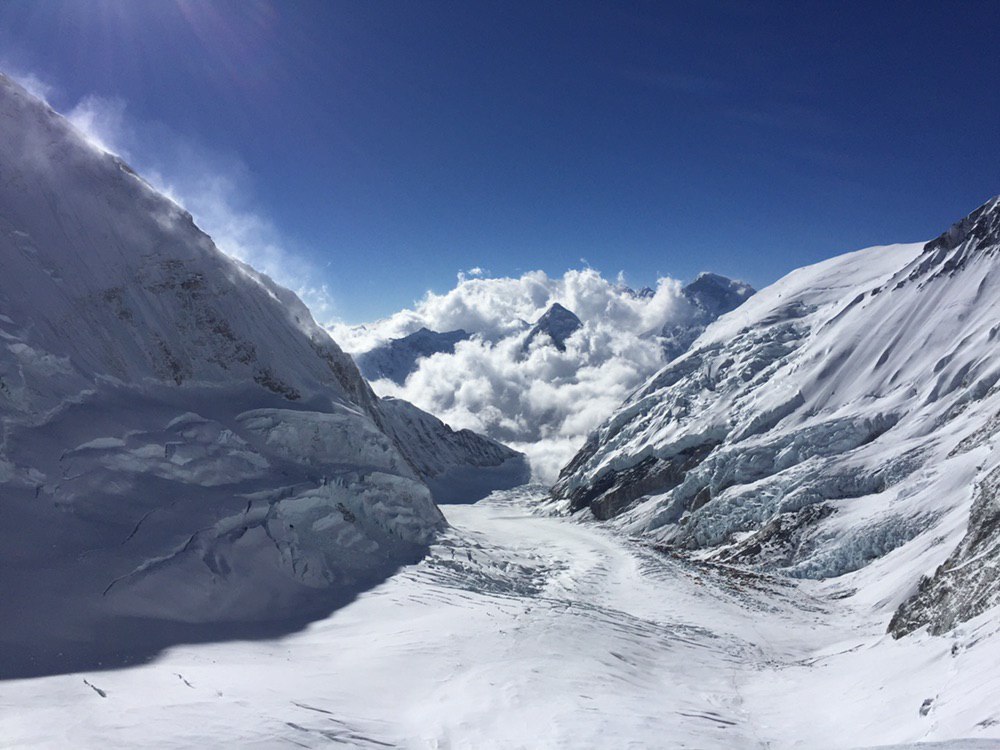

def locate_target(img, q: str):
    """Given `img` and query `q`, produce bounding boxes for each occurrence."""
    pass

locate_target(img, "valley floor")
[2,488,1000,749]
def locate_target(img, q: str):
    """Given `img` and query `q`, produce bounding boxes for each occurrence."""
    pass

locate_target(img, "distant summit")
[524,303,583,352]
[661,273,755,360]
[355,327,469,384]
[683,272,755,319]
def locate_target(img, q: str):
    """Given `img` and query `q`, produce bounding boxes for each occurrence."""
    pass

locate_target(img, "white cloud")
[336,269,699,482]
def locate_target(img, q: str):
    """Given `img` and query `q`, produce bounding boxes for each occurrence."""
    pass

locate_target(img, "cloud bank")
[333,268,698,482]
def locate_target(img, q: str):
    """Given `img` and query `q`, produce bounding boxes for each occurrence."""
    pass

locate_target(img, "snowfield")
[3,490,999,749]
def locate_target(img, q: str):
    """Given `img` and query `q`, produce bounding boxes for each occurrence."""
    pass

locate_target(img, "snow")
[3,490,999,748]
[4,67,1000,750]
[379,396,531,503]
[0,72,520,677]
[553,208,1000,603]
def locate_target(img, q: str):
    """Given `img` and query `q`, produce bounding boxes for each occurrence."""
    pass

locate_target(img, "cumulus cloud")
[334,268,699,482]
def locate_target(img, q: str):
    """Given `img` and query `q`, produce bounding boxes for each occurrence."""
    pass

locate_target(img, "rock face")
[889,463,1000,637]
[551,197,1000,636]
[0,73,516,676]
[524,303,583,352]
[354,326,470,384]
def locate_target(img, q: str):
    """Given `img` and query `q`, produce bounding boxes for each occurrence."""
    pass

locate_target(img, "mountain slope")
[354,326,470,384]
[661,272,756,359]
[552,197,1000,635]
[0,73,513,676]
[380,396,531,502]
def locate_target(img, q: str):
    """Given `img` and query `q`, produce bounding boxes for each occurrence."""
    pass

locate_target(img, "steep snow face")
[552,198,1000,634]
[0,74,374,417]
[0,74,520,675]
[354,327,470,384]
[889,462,1000,637]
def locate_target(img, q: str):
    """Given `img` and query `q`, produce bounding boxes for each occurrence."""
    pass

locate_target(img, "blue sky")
[1,0,998,322]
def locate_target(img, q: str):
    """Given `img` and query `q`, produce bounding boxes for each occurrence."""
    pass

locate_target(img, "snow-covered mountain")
[343,272,755,480]
[354,326,470,384]
[552,197,1000,636]
[0,73,521,677]
[380,396,530,502]
[661,272,756,359]
[683,271,756,319]
[523,302,582,352]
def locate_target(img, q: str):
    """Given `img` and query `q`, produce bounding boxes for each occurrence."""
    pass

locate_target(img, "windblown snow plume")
[333,269,752,481]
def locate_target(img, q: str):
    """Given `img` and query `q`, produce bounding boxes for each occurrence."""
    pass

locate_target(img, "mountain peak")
[542,302,575,317]
[682,273,755,320]
[925,196,1000,254]
[525,303,582,352]
[354,327,470,384]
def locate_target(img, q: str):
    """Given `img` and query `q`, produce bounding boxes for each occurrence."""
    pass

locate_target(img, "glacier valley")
[1,71,1000,750]
[4,491,1000,748]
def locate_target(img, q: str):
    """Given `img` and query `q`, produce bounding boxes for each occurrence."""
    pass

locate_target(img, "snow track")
[2,489,999,749]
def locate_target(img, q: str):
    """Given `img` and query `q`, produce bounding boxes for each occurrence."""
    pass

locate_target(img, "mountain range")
[552,195,1000,638]
[353,274,755,386]
[3,68,1000,747]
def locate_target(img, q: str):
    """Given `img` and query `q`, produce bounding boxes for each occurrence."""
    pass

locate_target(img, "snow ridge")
[552,196,1000,636]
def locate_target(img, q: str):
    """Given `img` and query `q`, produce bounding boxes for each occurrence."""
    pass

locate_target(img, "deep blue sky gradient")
[2,0,998,321]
